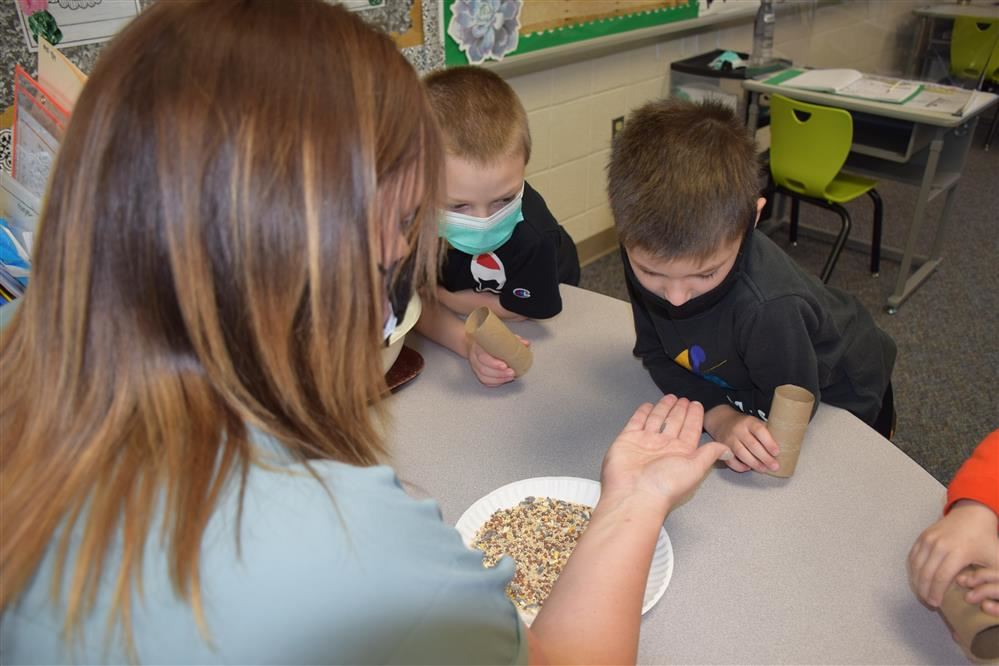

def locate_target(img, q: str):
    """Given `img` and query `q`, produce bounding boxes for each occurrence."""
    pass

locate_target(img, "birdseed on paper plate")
[471,496,591,615]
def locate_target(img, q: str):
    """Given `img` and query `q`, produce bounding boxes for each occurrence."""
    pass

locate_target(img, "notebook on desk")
[766,68,924,104]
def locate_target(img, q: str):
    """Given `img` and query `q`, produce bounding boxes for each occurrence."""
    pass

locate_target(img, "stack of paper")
[769,68,923,104]
[777,68,865,93]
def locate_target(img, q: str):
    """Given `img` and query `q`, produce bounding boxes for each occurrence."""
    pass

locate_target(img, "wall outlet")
[612,116,625,138]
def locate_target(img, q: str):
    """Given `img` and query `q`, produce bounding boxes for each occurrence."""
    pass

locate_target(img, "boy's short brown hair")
[607,98,761,262]
[423,66,531,165]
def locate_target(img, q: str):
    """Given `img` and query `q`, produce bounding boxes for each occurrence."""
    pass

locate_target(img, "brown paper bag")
[762,384,814,478]
[941,569,999,662]
[464,307,532,377]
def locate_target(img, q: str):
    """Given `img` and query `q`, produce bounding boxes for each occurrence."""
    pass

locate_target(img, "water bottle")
[750,0,775,67]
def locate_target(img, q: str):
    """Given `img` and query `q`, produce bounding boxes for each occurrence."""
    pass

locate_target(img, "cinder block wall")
[501,1,924,261]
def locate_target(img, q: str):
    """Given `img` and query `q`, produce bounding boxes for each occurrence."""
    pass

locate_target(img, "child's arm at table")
[709,299,828,474]
[437,287,526,321]
[414,298,525,387]
[944,430,999,517]
[908,500,998,611]
[702,405,780,474]
[908,430,999,612]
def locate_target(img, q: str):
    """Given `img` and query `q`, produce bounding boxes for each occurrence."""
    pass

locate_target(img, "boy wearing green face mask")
[417,66,580,387]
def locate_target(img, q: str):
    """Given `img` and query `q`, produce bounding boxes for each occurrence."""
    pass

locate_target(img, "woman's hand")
[600,395,731,512]
[531,395,730,665]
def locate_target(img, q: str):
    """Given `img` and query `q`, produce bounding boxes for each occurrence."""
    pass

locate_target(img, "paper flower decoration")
[448,0,522,64]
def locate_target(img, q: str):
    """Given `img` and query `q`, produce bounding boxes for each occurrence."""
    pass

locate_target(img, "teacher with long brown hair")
[0,2,729,663]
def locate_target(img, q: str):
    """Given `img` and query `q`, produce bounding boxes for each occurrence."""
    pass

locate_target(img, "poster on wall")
[444,0,698,67]
[15,0,143,52]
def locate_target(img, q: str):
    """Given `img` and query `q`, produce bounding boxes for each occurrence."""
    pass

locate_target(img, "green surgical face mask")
[439,185,524,255]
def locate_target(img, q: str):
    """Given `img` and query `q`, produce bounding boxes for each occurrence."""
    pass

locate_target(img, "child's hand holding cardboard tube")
[940,566,999,662]
[703,406,781,473]
[464,307,532,387]
[467,335,530,386]
[907,498,999,658]
[704,385,814,476]
[958,567,999,619]
[908,499,999,611]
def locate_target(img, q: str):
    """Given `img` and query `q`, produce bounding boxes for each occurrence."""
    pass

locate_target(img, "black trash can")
[670,48,789,124]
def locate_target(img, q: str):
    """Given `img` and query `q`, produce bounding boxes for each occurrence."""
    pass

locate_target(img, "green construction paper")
[762,68,803,85]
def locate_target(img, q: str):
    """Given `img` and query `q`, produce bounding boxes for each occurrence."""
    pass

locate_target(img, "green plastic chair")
[768,94,883,282]
[950,17,999,82]
[949,16,999,150]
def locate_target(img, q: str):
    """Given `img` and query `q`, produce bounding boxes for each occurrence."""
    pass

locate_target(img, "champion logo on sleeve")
[512,287,531,299]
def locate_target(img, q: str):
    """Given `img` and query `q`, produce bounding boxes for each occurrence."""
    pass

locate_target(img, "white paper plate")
[455,476,673,626]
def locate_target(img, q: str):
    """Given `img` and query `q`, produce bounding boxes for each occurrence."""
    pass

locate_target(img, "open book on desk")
[765,68,923,104]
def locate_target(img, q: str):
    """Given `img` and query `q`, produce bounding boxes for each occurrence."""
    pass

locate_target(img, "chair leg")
[761,171,776,222]
[866,189,884,276]
[789,196,800,246]
[985,109,998,152]
[820,203,852,283]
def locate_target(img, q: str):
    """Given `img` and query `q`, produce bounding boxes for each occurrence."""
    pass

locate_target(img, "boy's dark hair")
[607,98,762,261]
[423,66,531,165]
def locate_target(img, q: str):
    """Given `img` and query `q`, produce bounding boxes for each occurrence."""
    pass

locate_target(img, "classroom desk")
[914,4,999,22]
[743,74,997,313]
[385,285,963,664]
[911,4,999,79]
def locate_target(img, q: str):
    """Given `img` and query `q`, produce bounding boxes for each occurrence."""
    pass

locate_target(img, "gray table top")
[385,285,963,664]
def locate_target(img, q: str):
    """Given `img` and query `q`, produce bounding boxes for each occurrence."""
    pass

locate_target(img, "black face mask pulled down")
[622,224,754,321]
[380,258,415,344]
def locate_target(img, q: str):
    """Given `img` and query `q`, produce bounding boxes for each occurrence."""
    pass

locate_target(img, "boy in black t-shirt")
[418,67,580,386]
[607,98,897,474]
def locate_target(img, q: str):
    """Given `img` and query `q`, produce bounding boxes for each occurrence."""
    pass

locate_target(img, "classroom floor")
[580,122,999,486]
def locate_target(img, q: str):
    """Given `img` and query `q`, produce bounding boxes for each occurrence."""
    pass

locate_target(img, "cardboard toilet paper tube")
[464,307,532,377]
[762,384,814,478]
[940,568,999,662]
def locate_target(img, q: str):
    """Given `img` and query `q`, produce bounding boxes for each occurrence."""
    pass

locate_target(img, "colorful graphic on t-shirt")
[674,344,733,389]
[470,252,506,293]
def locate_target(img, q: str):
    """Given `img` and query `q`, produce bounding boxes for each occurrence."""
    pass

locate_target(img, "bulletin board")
[0,0,446,111]
[351,0,443,71]
[0,0,446,175]
[389,0,446,72]
[444,0,698,67]
[366,0,424,48]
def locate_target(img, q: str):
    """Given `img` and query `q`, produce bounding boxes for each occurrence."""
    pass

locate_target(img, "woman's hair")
[0,0,442,658]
